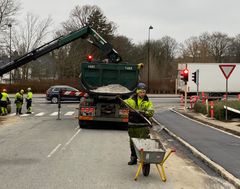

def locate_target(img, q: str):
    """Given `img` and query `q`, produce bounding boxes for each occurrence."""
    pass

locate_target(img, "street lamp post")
[8,23,12,84]
[147,25,153,92]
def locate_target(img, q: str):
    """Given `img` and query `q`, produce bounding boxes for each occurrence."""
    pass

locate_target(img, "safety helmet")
[137,82,147,90]
[20,89,24,94]
[27,87,31,91]
[2,89,7,92]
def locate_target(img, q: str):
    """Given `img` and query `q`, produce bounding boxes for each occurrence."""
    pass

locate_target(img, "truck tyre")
[51,96,58,104]
[142,163,150,176]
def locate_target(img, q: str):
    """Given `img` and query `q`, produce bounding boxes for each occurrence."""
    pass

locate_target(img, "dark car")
[46,85,84,103]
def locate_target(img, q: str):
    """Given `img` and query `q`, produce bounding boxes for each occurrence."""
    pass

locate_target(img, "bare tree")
[208,32,232,63]
[0,0,20,29]
[11,13,52,80]
[55,5,117,78]
[180,36,201,62]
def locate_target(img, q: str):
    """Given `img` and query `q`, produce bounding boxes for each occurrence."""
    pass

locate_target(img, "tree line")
[1,1,240,92]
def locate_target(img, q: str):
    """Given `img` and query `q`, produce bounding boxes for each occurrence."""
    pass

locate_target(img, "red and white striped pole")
[210,101,214,119]
[223,94,226,101]
[202,91,205,104]
[190,96,193,109]
[180,94,184,106]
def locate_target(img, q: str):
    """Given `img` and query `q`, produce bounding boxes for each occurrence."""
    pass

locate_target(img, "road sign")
[219,64,236,121]
[219,64,236,80]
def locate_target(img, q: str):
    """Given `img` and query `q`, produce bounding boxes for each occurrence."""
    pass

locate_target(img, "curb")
[152,115,240,188]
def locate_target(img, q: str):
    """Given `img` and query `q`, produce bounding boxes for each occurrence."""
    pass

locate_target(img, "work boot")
[128,157,137,165]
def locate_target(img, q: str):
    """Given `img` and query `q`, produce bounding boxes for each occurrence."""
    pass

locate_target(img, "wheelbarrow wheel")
[142,163,150,176]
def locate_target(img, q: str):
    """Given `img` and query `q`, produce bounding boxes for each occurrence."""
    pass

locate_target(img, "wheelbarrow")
[132,138,175,181]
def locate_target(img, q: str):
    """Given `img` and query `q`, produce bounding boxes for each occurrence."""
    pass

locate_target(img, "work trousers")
[128,126,150,159]
[26,99,32,113]
[0,101,7,115]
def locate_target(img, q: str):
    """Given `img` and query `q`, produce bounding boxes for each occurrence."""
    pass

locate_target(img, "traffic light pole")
[196,69,199,97]
[184,81,187,111]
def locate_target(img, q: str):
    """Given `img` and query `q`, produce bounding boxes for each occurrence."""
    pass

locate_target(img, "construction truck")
[0,26,142,127]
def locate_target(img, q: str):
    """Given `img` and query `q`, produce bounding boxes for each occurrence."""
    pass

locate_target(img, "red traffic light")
[87,55,93,62]
[180,68,189,82]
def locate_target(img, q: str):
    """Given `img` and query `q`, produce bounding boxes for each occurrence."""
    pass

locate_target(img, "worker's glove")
[144,110,154,118]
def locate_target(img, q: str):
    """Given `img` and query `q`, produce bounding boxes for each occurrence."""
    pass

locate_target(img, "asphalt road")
[154,109,240,178]
[0,96,236,188]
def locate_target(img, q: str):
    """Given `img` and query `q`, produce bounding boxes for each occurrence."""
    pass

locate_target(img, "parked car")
[46,85,84,104]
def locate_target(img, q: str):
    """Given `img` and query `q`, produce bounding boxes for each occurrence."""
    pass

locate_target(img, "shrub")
[194,100,240,121]
[194,101,207,115]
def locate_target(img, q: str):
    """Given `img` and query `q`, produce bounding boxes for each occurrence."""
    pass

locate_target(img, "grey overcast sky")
[20,0,240,44]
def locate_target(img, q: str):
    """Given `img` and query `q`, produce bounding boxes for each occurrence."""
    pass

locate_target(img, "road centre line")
[47,144,62,158]
[62,129,81,150]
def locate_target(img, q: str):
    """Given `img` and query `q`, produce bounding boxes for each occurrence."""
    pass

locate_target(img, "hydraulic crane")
[0,26,122,76]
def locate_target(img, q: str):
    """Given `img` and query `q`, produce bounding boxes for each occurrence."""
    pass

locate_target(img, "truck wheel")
[142,163,150,176]
[51,97,58,104]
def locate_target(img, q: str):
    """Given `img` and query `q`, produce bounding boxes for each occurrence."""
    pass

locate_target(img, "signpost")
[219,64,236,120]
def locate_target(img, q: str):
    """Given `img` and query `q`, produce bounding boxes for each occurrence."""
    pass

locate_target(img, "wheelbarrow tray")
[132,138,166,164]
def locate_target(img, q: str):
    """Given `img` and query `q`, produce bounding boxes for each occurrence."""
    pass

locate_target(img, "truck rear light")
[119,109,129,116]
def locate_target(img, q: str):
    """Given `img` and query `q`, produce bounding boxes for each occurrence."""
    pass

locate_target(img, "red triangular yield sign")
[219,64,236,79]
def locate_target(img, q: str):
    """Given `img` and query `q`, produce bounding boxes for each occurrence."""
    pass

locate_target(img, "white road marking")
[9,113,16,116]
[62,129,81,150]
[20,114,30,117]
[64,111,75,116]
[47,144,62,158]
[35,112,45,116]
[50,112,58,116]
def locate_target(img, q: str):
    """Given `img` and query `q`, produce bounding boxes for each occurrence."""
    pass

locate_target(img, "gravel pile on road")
[90,84,131,94]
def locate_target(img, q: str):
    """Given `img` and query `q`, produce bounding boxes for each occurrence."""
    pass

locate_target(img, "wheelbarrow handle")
[117,96,152,127]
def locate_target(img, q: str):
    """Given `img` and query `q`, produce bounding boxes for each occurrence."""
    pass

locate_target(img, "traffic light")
[192,71,197,83]
[180,68,189,83]
[192,70,199,84]
[87,55,93,62]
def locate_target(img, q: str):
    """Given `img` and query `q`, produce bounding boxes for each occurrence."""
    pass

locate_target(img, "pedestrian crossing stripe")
[6,111,75,117]
[35,112,45,116]
[64,111,75,116]
[50,112,58,116]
